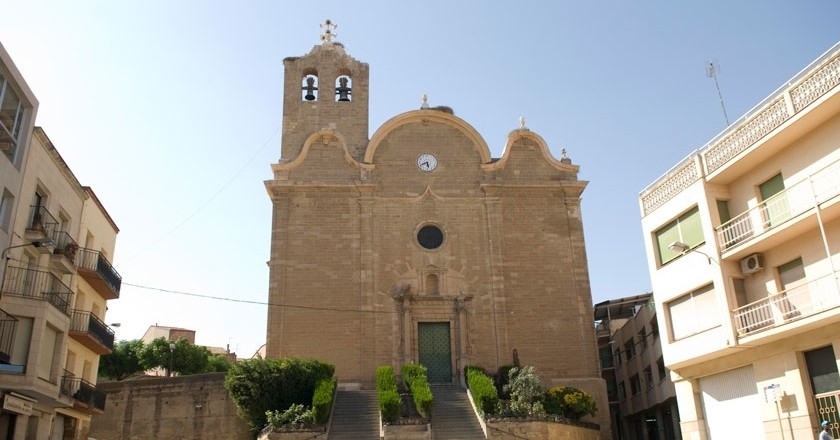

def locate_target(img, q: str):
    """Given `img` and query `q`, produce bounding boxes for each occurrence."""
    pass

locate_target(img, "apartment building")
[0,45,121,439]
[0,41,38,277]
[639,42,840,439]
[595,294,680,440]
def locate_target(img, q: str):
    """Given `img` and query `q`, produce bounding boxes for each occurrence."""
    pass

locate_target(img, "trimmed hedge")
[225,357,335,435]
[312,377,337,424]
[376,365,401,423]
[401,364,433,419]
[465,365,498,415]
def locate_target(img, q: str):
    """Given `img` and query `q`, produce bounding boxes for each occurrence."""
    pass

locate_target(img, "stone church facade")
[265,33,606,428]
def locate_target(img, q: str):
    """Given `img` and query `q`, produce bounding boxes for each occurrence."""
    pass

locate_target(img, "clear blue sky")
[2,1,838,357]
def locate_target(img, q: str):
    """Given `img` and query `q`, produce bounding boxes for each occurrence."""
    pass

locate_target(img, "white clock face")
[417,153,438,172]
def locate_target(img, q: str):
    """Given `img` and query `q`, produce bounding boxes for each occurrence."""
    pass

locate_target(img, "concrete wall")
[88,373,250,440]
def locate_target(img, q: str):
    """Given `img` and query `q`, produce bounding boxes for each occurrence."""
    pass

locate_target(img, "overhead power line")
[123,282,399,314]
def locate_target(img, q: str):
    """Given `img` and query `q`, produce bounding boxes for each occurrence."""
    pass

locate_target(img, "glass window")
[668,284,719,340]
[717,199,731,224]
[657,357,667,382]
[0,189,13,231]
[618,381,626,401]
[805,346,840,395]
[655,206,704,265]
[630,374,641,395]
[644,367,653,389]
[624,339,636,361]
[638,329,647,353]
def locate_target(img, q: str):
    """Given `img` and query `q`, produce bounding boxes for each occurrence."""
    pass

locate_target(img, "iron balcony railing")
[733,271,840,337]
[1,266,72,315]
[51,231,79,263]
[716,157,840,252]
[60,372,107,412]
[70,310,115,351]
[75,248,121,298]
[27,205,58,238]
[0,308,17,364]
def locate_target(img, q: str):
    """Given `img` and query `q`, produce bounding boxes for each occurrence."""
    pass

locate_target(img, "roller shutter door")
[699,365,763,438]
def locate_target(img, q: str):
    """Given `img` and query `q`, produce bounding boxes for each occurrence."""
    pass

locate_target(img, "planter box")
[487,420,599,440]
[382,423,431,440]
[258,429,327,440]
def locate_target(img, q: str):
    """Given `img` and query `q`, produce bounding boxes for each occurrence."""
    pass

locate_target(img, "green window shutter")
[679,207,704,248]
[759,173,785,200]
[656,220,681,265]
[717,200,731,224]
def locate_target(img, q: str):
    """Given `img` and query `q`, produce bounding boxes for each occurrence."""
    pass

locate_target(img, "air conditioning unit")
[740,253,764,275]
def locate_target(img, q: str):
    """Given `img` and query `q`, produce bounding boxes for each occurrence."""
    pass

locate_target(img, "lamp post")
[168,342,176,377]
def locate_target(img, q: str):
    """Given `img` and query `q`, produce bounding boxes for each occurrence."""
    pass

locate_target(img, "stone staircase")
[431,385,486,440]
[328,389,380,439]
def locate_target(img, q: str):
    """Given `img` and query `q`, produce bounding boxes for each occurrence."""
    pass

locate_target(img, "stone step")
[431,386,486,440]
[329,390,380,440]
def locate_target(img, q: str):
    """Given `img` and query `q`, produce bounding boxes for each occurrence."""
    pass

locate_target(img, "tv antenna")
[706,60,730,126]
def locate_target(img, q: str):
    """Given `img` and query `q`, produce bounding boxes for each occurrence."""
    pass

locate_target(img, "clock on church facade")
[264,30,606,430]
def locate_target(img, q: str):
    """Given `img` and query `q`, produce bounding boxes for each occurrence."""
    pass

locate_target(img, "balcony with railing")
[24,205,58,252]
[0,308,17,365]
[49,231,79,274]
[60,372,106,414]
[716,157,840,253]
[69,310,115,354]
[733,271,840,337]
[641,42,840,216]
[75,248,121,300]
[1,266,72,315]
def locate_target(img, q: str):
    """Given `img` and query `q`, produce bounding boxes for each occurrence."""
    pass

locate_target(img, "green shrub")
[377,365,398,392]
[401,363,427,390]
[225,358,335,435]
[496,365,515,398]
[410,375,433,418]
[265,404,316,430]
[495,366,545,418]
[465,366,498,415]
[376,365,401,423]
[379,389,401,423]
[312,378,337,424]
[543,386,597,420]
[401,363,433,419]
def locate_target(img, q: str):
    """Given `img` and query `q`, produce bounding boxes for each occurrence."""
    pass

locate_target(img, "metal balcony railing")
[26,205,58,238]
[70,310,115,351]
[51,231,79,263]
[0,308,17,364]
[716,157,840,252]
[733,272,840,337]
[75,248,121,298]
[60,372,106,412]
[1,266,72,315]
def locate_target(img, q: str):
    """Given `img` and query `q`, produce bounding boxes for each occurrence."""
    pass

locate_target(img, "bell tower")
[280,20,370,161]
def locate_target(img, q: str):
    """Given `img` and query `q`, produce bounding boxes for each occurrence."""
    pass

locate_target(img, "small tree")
[99,339,145,380]
[140,337,210,376]
[205,354,233,372]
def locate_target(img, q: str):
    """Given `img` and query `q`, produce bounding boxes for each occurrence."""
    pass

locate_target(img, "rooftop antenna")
[706,60,730,126]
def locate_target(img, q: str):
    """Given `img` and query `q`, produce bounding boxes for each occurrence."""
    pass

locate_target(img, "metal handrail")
[75,248,122,295]
[1,266,72,315]
[70,310,115,350]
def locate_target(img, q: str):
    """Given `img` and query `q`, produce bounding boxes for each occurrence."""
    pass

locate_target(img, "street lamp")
[668,241,718,265]
[168,342,176,377]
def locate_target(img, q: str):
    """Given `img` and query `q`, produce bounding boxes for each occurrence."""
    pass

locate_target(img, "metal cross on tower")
[320,19,337,44]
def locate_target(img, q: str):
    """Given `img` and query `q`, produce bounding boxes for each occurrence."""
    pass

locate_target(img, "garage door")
[699,365,763,439]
